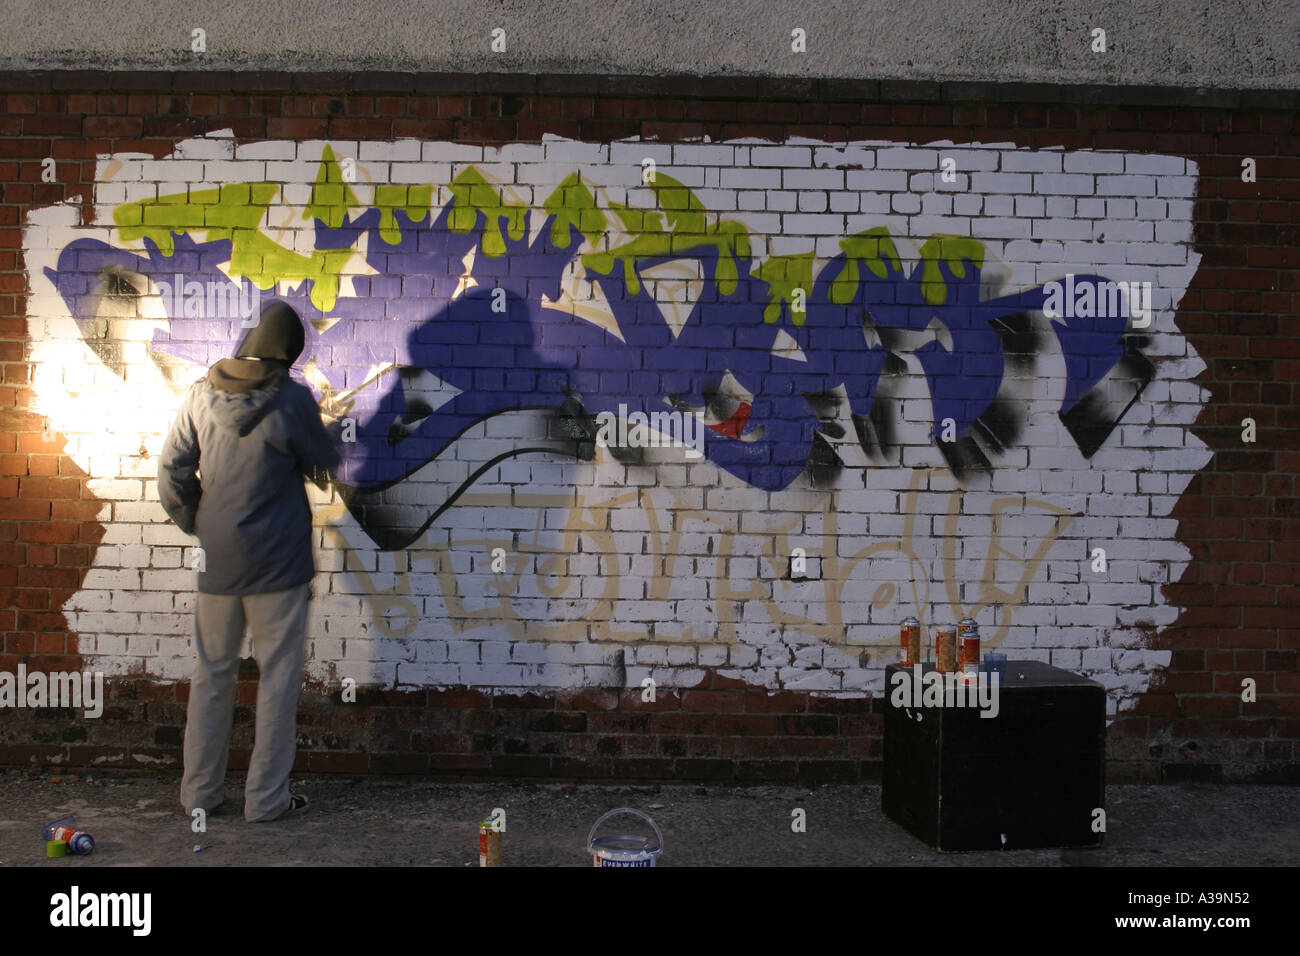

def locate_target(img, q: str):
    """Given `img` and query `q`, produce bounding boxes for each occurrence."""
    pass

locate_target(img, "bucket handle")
[587,807,664,852]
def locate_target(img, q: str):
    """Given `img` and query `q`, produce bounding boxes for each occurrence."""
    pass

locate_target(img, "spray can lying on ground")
[46,820,95,855]
[42,816,75,841]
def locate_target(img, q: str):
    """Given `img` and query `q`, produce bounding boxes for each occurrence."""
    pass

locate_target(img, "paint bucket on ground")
[587,808,663,867]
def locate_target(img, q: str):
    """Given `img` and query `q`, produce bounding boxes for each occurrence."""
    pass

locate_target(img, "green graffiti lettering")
[542,173,604,250]
[113,147,436,313]
[580,175,751,297]
[117,180,352,314]
[109,147,992,327]
[447,167,527,257]
[305,145,361,229]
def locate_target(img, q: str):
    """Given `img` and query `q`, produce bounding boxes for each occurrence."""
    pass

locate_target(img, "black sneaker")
[254,792,310,822]
[280,793,310,819]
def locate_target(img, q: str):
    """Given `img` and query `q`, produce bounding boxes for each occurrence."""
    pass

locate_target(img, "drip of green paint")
[542,173,604,250]
[447,167,528,257]
[916,235,986,305]
[581,174,751,297]
[755,253,815,327]
[830,227,902,305]
[305,145,361,230]
[374,184,434,245]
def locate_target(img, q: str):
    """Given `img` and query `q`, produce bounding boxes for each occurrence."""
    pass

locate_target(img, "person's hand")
[318,388,355,424]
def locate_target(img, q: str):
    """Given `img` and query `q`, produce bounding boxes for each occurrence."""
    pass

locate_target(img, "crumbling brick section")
[0,72,1296,783]
[286,674,878,783]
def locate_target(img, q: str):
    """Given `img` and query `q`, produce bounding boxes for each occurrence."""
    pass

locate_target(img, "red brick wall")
[0,72,1296,783]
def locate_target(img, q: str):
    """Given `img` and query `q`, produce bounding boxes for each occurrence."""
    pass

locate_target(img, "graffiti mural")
[46,147,1153,547]
[25,133,1209,711]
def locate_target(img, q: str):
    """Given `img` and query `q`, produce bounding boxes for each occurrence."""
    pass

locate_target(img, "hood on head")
[205,358,286,436]
[234,301,305,367]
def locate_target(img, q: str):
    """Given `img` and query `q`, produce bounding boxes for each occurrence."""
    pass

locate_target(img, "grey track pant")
[180,582,310,822]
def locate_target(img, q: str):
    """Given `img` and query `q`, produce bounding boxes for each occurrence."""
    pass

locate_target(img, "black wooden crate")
[881,660,1105,851]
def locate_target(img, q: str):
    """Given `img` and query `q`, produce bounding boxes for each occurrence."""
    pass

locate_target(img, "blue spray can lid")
[68,832,95,855]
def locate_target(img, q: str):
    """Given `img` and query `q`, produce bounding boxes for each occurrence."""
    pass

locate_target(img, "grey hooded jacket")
[157,357,341,595]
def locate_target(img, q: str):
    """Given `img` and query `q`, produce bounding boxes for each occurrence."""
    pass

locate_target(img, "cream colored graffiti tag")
[326,467,1075,651]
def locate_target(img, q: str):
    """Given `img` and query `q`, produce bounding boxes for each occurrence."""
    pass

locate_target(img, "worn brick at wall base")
[0,674,881,784]
[0,73,1297,784]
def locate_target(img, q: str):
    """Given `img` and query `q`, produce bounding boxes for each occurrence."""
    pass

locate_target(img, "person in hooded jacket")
[158,301,342,823]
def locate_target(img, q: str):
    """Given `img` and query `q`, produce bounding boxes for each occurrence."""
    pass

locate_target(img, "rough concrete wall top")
[1,0,1297,89]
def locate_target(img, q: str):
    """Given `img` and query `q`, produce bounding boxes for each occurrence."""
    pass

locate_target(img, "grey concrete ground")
[0,0,1296,88]
[0,768,1295,867]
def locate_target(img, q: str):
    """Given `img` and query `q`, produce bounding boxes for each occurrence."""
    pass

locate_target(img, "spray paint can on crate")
[588,808,664,867]
[935,625,957,673]
[900,617,922,667]
[957,618,981,681]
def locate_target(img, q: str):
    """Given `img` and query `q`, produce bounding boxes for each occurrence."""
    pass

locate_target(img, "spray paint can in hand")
[48,821,95,855]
